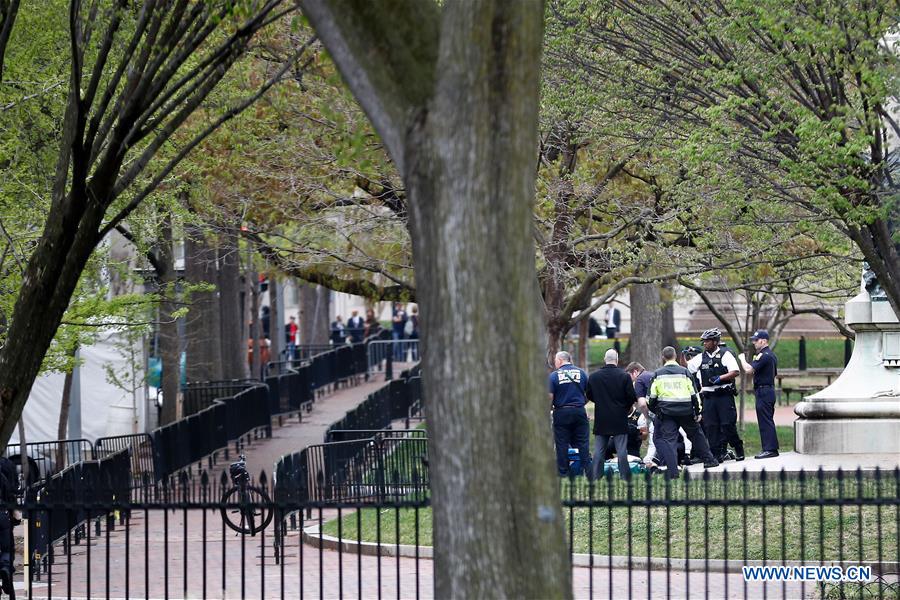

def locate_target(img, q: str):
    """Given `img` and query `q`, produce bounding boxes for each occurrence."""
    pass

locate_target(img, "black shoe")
[733,443,745,461]
[703,459,720,469]
[754,450,780,459]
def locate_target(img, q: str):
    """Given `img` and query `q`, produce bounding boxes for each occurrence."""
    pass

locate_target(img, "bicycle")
[220,455,273,536]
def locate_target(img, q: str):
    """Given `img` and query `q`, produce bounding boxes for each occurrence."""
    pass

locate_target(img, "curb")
[302,525,898,575]
[302,524,433,559]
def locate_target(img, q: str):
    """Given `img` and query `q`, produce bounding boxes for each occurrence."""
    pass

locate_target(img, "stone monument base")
[795,418,900,454]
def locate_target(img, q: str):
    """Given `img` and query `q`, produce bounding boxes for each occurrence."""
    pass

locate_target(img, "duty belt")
[755,384,774,389]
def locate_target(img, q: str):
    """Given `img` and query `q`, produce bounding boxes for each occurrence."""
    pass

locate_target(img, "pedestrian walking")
[649,346,719,478]
[739,329,780,459]
[548,351,592,479]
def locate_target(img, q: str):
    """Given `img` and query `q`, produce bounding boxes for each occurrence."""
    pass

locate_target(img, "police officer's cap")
[750,329,770,341]
[700,327,722,341]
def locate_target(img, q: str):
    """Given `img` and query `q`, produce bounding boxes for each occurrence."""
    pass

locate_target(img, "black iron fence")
[2,439,94,489]
[4,331,388,589]
[95,433,157,495]
[325,365,422,439]
[181,379,260,417]
[9,466,898,599]
[276,433,429,504]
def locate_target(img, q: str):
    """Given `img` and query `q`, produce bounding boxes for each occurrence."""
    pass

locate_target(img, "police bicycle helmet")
[700,327,722,341]
[681,345,702,359]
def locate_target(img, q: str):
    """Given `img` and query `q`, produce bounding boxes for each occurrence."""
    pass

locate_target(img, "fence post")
[798,335,807,371]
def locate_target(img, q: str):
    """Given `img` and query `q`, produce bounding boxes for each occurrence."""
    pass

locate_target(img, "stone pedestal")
[794,293,900,454]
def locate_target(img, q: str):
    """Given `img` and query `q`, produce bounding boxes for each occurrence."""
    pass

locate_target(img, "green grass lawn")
[321,475,898,563]
[585,337,849,370]
[740,423,794,457]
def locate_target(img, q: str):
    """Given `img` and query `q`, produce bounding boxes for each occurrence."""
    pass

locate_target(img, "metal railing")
[3,439,94,489]
[275,434,430,505]
[95,433,157,495]
[367,339,420,375]
[181,379,259,417]
[8,466,898,598]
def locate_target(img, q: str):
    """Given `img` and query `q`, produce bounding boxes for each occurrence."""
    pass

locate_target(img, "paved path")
[739,402,798,426]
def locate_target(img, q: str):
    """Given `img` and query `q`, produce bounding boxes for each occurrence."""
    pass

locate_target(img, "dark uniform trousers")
[553,407,593,479]
[702,390,743,456]
[656,415,715,479]
[755,386,779,452]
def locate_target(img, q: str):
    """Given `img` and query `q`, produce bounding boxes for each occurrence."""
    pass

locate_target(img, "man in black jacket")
[587,349,637,479]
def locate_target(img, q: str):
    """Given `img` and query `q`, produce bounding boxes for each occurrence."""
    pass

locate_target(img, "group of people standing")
[550,327,779,480]
[329,303,420,362]
[329,308,379,345]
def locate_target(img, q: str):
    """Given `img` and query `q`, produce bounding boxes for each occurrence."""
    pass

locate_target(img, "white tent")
[9,330,149,445]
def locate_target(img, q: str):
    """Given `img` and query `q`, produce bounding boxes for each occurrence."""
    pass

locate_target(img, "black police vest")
[699,350,729,387]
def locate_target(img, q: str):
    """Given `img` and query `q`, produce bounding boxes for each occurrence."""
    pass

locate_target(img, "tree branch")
[298,0,440,174]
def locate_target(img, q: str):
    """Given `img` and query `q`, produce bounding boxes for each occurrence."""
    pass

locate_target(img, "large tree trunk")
[268,277,283,363]
[660,281,679,350]
[56,352,75,469]
[184,226,223,383]
[157,215,181,425]
[247,263,261,380]
[218,229,245,379]
[405,10,568,600]
[299,284,329,346]
[0,199,105,449]
[302,2,568,597]
[630,283,663,370]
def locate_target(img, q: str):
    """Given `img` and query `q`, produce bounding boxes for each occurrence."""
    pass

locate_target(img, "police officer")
[681,346,702,367]
[648,346,718,478]
[548,351,593,479]
[687,328,745,462]
[0,456,17,597]
[739,329,780,459]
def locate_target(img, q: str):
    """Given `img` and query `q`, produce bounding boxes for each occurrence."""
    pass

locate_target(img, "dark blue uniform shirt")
[549,364,588,409]
[634,370,655,399]
[750,346,777,387]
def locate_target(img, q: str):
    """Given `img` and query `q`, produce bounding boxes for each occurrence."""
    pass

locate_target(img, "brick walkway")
[23,513,814,600]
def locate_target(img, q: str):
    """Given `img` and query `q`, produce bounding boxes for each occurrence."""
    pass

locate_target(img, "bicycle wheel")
[220,485,274,535]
